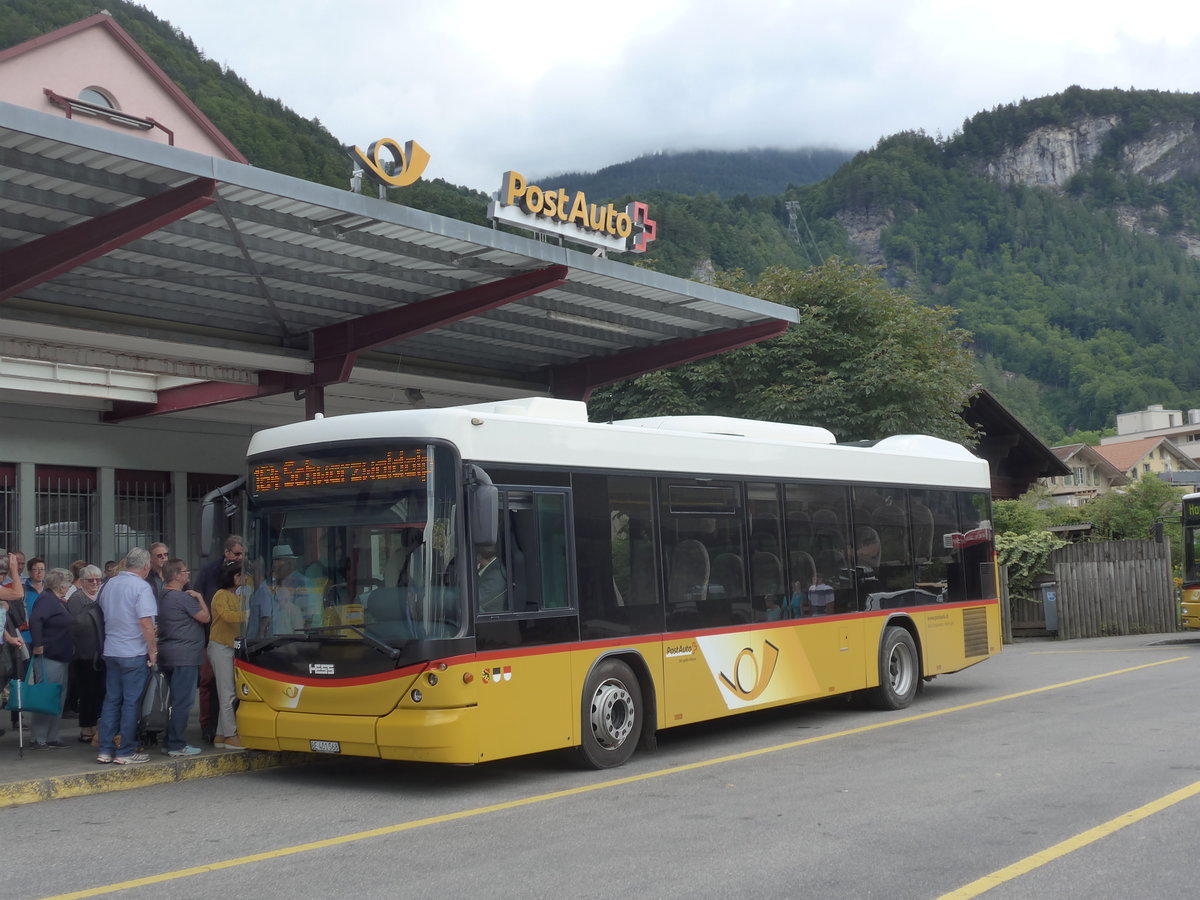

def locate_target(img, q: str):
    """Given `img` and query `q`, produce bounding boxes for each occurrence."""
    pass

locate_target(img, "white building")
[1101,405,1200,465]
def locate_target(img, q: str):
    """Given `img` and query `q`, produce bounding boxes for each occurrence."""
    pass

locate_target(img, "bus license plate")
[310,740,341,754]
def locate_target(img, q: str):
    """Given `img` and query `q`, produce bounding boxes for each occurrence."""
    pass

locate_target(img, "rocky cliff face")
[984,117,1200,257]
[987,116,1200,187]
[836,111,1200,264]
[985,116,1118,187]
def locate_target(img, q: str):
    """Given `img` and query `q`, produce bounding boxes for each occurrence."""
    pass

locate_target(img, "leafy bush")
[996,531,1068,600]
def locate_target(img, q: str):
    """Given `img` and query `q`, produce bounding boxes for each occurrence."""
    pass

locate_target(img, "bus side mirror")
[466,465,499,547]
[199,476,245,562]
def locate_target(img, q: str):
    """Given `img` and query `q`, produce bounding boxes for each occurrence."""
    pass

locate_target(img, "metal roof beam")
[105,266,571,422]
[106,379,259,422]
[0,178,217,302]
[311,264,569,383]
[548,319,791,402]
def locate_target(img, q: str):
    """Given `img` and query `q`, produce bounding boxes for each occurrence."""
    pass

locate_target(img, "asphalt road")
[10,633,1200,900]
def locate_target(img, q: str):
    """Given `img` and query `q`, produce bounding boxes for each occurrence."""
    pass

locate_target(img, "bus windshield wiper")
[300,625,402,659]
[246,627,400,659]
[246,633,317,654]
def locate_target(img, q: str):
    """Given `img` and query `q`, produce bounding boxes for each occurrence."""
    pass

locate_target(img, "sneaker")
[112,753,151,765]
[30,741,49,750]
[212,734,227,748]
[222,736,245,750]
[45,740,68,749]
[167,745,202,757]
[96,753,113,764]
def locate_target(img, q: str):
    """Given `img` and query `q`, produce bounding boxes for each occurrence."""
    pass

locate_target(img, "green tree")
[590,258,976,442]
[1084,477,1184,543]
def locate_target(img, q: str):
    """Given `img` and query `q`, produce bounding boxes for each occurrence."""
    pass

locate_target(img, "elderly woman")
[27,567,76,749]
[68,564,106,744]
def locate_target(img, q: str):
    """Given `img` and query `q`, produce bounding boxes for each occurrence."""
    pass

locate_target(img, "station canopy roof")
[0,102,798,427]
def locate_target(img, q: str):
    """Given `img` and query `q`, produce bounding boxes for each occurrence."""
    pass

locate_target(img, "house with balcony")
[1043,444,1129,506]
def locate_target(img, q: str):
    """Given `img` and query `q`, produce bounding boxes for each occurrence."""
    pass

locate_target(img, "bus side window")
[482,488,573,615]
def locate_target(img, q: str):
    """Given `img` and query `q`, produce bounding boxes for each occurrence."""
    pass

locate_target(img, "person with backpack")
[68,565,106,745]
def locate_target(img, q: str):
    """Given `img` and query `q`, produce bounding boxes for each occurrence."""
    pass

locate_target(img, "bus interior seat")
[366,587,406,622]
[910,501,935,562]
[871,506,909,565]
[710,552,745,600]
[816,548,848,586]
[667,539,710,609]
[787,511,813,551]
[811,509,844,555]
[752,550,784,597]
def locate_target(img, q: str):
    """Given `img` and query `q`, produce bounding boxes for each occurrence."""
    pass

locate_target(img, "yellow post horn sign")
[346,138,430,188]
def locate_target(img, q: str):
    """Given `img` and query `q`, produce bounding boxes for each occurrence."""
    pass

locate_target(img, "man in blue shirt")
[96,547,159,765]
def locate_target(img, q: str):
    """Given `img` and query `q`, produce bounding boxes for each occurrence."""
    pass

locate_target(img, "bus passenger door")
[474,487,578,761]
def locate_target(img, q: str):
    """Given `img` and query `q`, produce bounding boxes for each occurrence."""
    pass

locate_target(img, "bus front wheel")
[578,659,641,769]
[867,626,919,710]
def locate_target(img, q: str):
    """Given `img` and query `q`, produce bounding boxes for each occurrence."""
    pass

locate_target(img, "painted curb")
[0,750,311,807]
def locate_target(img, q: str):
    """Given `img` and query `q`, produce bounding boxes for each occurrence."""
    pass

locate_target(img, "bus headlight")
[411,689,423,703]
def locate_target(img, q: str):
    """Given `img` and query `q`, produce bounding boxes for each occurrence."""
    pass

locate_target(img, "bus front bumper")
[238,701,480,763]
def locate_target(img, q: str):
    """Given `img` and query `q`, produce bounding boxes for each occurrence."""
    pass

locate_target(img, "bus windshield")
[243,443,464,668]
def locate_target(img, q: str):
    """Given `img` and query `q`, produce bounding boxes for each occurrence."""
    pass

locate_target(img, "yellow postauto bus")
[1180,493,1200,629]
[232,397,1000,768]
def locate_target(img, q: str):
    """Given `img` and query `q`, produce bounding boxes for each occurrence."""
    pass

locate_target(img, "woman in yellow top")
[206,562,247,750]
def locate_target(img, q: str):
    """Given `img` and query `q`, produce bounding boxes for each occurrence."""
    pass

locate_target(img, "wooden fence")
[1004,540,1176,640]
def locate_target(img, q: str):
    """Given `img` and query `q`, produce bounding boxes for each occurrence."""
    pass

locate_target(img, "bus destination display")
[252,448,427,496]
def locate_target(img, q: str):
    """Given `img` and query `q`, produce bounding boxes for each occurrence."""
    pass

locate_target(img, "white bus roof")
[247,397,990,491]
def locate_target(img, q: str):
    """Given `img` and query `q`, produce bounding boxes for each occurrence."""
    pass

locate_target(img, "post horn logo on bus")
[345,137,431,188]
[718,640,780,702]
[487,170,658,254]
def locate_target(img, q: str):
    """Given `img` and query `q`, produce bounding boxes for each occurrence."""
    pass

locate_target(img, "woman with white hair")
[27,567,76,749]
[68,564,106,745]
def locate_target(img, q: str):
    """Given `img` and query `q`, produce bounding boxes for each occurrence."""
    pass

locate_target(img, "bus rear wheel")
[579,659,641,769]
[867,626,919,710]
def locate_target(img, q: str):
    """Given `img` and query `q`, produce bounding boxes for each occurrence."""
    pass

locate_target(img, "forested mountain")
[10,4,1200,444]
[789,88,1200,440]
[544,148,853,199]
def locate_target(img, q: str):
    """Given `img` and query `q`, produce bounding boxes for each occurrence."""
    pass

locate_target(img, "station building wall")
[0,403,252,571]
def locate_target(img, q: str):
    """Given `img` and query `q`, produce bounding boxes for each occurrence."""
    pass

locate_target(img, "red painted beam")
[311,264,569,383]
[0,178,218,302]
[548,319,791,402]
[103,370,303,423]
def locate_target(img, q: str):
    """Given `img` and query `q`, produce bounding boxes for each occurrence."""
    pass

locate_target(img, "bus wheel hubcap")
[890,644,913,695]
[590,680,634,748]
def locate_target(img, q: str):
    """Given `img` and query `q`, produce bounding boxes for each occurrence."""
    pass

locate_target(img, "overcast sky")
[138,0,1200,193]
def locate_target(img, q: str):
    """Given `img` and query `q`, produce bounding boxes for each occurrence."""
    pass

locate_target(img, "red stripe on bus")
[237,598,999,683]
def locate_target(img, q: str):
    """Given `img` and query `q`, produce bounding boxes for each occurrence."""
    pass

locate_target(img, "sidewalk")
[0,711,306,808]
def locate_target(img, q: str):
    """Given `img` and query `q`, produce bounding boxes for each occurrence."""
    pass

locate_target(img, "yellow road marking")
[1030,647,1191,654]
[938,779,1200,899]
[43,656,1189,900]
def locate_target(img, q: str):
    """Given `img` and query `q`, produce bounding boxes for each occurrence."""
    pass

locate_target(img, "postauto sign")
[487,170,657,254]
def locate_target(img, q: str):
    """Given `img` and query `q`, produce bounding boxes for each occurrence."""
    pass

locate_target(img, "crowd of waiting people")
[0,536,248,764]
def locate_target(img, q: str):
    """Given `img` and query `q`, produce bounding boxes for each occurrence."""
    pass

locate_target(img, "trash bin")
[1041,582,1058,634]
